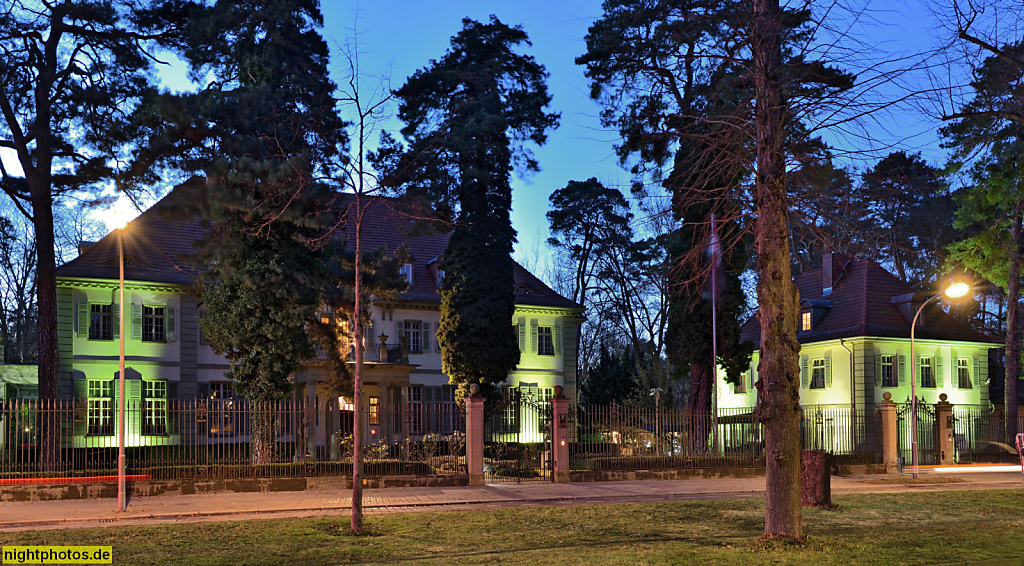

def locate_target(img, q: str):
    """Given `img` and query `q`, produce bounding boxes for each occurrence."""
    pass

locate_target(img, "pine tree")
[0,0,178,466]
[383,17,559,396]
[134,0,347,463]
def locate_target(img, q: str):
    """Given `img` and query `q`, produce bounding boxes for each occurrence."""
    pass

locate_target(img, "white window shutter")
[395,319,404,341]
[517,317,526,351]
[435,323,442,352]
[77,302,89,338]
[112,303,120,339]
[973,356,981,388]
[166,307,176,341]
[935,355,943,387]
[824,351,832,388]
[422,322,430,352]
[800,355,808,389]
[915,355,921,387]
[898,355,906,386]
[132,304,143,340]
[872,355,880,387]
[530,319,538,354]
[553,322,562,356]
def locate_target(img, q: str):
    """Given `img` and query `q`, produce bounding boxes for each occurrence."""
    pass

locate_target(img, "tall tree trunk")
[751,0,802,539]
[250,402,278,465]
[351,195,365,534]
[1004,199,1022,443]
[688,362,712,453]
[33,186,59,469]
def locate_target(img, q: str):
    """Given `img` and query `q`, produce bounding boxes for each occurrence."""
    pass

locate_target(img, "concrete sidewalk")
[0,472,1020,532]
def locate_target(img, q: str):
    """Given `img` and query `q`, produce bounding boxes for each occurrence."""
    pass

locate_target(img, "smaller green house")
[717,254,999,454]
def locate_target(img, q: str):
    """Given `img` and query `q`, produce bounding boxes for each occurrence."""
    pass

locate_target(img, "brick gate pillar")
[550,385,571,483]
[879,391,898,473]
[465,385,485,486]
[935,393,955,465]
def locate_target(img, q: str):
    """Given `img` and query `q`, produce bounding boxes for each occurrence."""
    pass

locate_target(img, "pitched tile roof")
[56,179,207,286]
[740,256,998,348]
[57,180,582,311]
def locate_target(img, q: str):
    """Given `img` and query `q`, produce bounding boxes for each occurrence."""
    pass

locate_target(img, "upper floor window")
[735,372,748,394]
[537,326,554,356]
[90,304,113,340]
[957,358,972,389]
[810,358,826,389]
[143,306,165,342]
[400,320,431,353]
[514,284,532,295]
[132,304,174,342]
[920,357,935,388]
[880,355,896,387]
[400,263,413,285]
[801,311,811,331]
[436,269,445,286]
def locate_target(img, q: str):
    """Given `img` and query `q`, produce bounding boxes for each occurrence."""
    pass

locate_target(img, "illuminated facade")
[44,181,582,447]
[715,254,998,454]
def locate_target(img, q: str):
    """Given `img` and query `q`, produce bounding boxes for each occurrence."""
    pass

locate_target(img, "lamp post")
[117,226,127,512]
[650,387,663,453]
[909,280,971,479]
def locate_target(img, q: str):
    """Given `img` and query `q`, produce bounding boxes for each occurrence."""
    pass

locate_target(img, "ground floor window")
[87,380,114,436]
[209,381,239,435]
[369,396,380,426]
[143,380,168,436]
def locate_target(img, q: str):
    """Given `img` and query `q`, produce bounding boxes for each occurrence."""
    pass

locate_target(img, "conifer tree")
[133,0,347,463]
[382,17,559,397]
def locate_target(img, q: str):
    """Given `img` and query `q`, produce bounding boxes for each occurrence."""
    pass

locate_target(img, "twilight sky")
[2,0,959,281]
[308,0,950,278]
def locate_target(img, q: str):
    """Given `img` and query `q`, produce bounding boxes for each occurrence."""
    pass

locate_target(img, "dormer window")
[436,269,445,286]
[400,263,413,285]
[799,299,830,332]
[514,284,531,295]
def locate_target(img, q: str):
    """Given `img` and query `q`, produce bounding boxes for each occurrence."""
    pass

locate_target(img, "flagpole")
[711,213,719,454]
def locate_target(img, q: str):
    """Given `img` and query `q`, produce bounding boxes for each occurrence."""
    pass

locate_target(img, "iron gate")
[484,387,553,482]
[897,401,937,468]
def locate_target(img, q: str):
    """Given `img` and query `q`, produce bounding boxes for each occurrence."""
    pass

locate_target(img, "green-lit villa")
[717,253,1000,456]
[22,180,583,450]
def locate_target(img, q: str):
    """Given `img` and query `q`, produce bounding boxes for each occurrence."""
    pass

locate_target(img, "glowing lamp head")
[106,201,138,232]
[944,281,971,299]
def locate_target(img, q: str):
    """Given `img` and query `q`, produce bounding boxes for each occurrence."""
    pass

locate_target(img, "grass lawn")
[2,490,1024,565]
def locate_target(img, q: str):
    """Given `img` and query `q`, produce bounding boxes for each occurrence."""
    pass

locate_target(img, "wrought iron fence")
[569,405,764,471]
[0,398,465,480]
[952,405,1021,463]
[570,404,883,472]
[800,405,882,464]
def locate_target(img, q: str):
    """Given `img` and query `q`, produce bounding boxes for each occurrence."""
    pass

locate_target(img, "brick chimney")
[822,253,851,297]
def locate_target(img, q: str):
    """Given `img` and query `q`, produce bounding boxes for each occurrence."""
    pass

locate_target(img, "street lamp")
[113,220,129,512]
[908,280,972,479]
[650,387,663,453]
